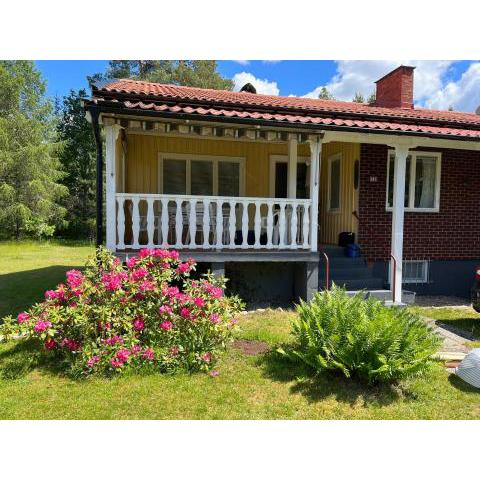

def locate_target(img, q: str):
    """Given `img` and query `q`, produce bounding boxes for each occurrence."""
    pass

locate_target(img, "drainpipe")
[90,106,104,247]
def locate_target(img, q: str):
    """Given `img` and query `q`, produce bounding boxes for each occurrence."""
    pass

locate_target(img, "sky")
[35,60,480,113]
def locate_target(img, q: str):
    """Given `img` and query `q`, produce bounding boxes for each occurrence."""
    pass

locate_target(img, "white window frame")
[327,153,342,213]
[386,150,441,213]
[389,260,429,284]
[268,154,310,198]
[158,152,246,196]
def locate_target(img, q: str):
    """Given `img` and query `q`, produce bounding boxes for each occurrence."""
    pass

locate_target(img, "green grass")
[0,241,479,419]
[410,306,480,348]
[0,240,95,318]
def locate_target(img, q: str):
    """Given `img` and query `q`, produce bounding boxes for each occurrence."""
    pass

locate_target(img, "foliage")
[0,61,67,239]
[104,60,234,90]
[367,91,376,104]
[279,286,442,383]
[56,89,97,239]
[317,86,335,100]
[0,247,243,376]
[352,92,365,103]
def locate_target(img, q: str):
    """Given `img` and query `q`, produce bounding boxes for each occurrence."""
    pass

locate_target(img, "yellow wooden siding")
[319,142,360,245]
[123,133,306,197]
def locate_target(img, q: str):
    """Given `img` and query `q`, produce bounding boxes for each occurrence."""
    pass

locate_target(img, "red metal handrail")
[322,252,330,290]
[390,253,397,302]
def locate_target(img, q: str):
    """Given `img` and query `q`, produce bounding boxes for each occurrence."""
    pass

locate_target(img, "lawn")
[410,306,480,348]
[0,241,479,420]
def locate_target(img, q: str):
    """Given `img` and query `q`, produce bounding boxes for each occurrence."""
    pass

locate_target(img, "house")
[83,65,480,304]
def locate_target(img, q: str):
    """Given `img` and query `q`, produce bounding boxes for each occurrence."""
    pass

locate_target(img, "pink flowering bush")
[0,247,243,376]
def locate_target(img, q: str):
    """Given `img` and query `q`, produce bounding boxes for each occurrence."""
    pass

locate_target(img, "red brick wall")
[358,143,480,261]
[375,66,414,109]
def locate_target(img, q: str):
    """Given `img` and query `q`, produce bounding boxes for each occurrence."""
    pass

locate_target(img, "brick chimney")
[374,65,415,109]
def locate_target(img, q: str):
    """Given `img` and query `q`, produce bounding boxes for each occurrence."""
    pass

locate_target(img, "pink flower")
[102,272,124,291]
[71,289,82,297]
[66,269,84,289]
[126,256,138,269]
[133,293,145,301]
[131,344,142,355]
[116,348,130,362]
[176,262,191,274]
[69,301,78,308]
[209,370,220,377]
[87,356,100,368]
[153,248,170,259]
[175,292,188,303]
[139,280,155,292]
[160,320,173,331]
[132,267,148,281]
[169,250,180,260]
[45,290,57,300]
[17,312,29,324]
[61,338,81,352]
[193,297,205,307]
[180,307,191,319]
[210,313,221,324]
[34,320,51,333]
[170,346,179,356]
[142,348,155,361]
[44,338,56,350]
[103,335,124,346]
[133,316,145,331]
[201,352,212,363]
[159,305,173,315]
[110,358,124,368]
[166,286,179,297]
[203,283,223,298]
[139,248,154,258]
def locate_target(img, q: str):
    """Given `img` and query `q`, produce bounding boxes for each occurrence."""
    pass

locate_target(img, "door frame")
[269,154,309,198]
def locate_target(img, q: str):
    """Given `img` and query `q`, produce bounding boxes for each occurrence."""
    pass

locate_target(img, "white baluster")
[290,202,298,249]
[189,199,197,248]
[278,203,286,249]
[241,201,249,248]
[254,201,261,248]
[161,198,169,246]
[202,200,210,248]
[131,197,140,249]
[215,200,223,249]
[266,201,274,249]
[117,196,125,249]
[146,197,155,248]
[302,203,310,249]
[229,201,236,248]
[175,200,183,248]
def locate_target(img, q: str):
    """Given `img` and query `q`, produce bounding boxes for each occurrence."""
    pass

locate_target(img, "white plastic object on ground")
[456,348,480,388]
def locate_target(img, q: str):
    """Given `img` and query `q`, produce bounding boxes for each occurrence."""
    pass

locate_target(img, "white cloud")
[233,60,250,66]
[302,60,471,108]
[423,62,480,112]
[232,71,280,95]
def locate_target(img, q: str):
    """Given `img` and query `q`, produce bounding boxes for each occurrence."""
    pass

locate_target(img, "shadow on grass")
[448,373,480,393]
[0,338,68,380]
[0,265,84,318]
[436,319,480,341]
[257,349,412,407]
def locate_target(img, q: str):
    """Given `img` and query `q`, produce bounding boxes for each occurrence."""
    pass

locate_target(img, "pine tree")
[352,92,365,103]
[0,61,67,239]
[318,87,335,100]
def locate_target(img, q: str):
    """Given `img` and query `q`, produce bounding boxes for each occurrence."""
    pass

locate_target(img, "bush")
[0,247,243,376]
[279,286,441,383]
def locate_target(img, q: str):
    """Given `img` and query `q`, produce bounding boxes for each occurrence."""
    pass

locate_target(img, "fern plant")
[279,285,442,383]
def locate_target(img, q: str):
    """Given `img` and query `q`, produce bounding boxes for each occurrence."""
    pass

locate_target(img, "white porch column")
[308,137,322,252]
[287,134,298,198]
[390,144,410,303]
[105,124,122,251]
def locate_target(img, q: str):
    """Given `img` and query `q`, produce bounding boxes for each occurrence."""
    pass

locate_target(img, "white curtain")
[416,157,436,208]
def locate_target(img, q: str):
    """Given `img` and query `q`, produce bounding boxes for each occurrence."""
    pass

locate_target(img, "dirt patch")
[233,340,270,356]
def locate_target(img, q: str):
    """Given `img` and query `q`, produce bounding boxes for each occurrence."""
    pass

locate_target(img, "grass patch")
[0,241,479,419]
[410,306,480,348]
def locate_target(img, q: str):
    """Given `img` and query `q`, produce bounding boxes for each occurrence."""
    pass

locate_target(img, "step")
[329,277,385,290]
[327,267,374,280]
[320,256,367,268]
[347,290,416,305]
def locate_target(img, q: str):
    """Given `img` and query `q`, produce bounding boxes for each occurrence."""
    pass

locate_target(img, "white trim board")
[268,154,309,198]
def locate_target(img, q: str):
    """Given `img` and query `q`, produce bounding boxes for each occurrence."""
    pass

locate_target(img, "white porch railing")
[115,193,312,251]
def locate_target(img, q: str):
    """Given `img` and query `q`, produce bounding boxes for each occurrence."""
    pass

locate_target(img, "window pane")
[218,162,240,197]
[274,163,288,198]
[387,155,411,208]
[191,160,213,195]
[163,159,186,194]
[329,158,340,210]
[296,163,308,199]
[414,156,437,208]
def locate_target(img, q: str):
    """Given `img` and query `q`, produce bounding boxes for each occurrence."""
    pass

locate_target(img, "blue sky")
[35,60,480,112]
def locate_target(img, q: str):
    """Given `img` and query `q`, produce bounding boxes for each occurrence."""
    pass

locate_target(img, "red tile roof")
[89,79,480,140]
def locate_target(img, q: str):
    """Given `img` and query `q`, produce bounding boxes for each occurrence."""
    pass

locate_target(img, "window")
[159,154,245,196]
[269,155,310,198]
[386,151,441,211]
[390,260,429,284]
[328,154,341,211]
